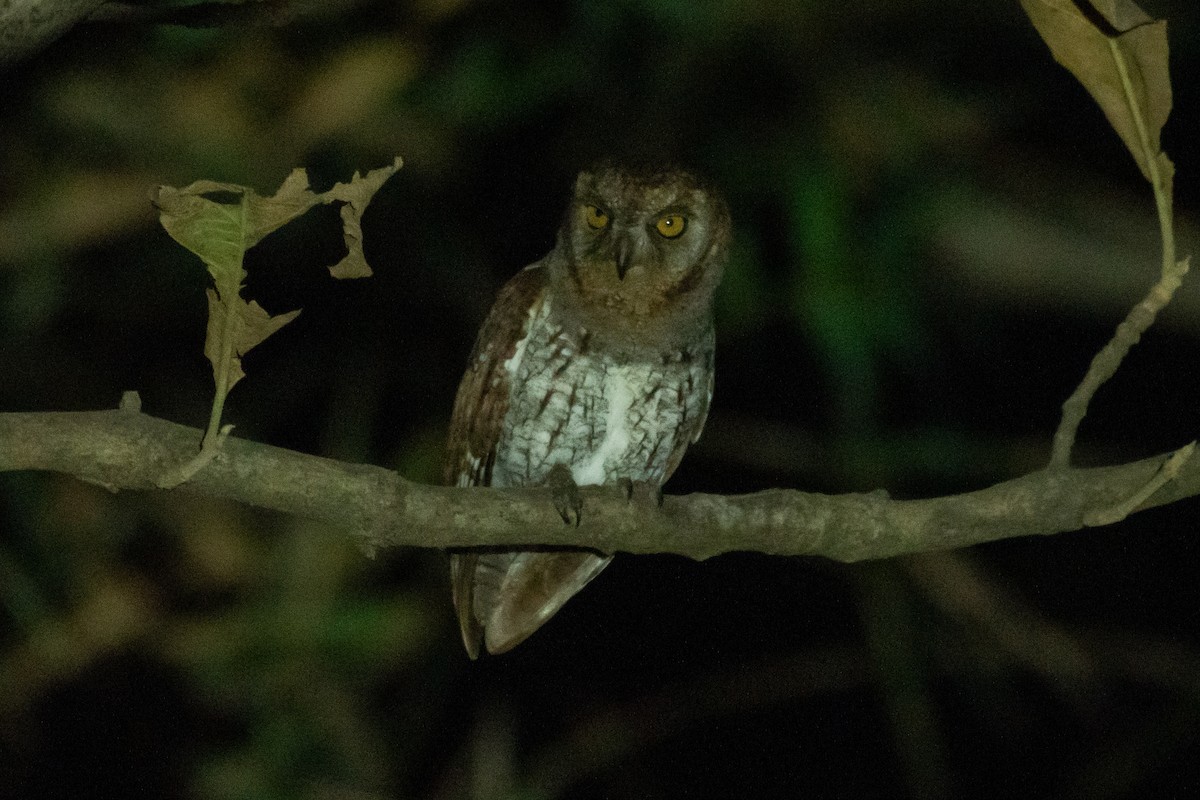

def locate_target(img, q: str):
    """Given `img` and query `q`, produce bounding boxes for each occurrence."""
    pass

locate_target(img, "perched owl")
[444,164,731,657]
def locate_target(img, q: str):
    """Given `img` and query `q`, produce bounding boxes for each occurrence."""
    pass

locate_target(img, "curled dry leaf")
[325,157,404,279]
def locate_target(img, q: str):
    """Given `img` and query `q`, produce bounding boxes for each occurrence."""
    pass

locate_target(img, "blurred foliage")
[2,0,1200,798]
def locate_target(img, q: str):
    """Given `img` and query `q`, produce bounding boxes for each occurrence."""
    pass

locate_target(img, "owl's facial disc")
[556,165,729,323]
[573,199,694,283]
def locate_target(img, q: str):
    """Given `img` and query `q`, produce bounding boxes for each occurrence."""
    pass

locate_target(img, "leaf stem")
[1108,37,1175,280]
[1048,36,1184,469]
[204,286,238,449]
[203,199,250,452]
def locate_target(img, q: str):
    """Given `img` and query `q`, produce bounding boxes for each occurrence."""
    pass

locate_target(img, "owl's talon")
[547,464,584,526]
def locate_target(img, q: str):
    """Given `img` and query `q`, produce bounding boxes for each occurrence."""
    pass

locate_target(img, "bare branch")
[2,408,1197,562]
[0,0,104,62]
[1049,260,1188,468]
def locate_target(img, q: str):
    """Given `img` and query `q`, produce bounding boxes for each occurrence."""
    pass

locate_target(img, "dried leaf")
[154,159,401,446]
[204,288,301,392]
[1019,0,1171,182]
[1089,0,1151,30]
[322,156,403,279]
[243,169,324,247]
[154,157,402,283]
[153,171,322,286]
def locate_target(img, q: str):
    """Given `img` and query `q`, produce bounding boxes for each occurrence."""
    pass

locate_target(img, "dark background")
[2,1,1199,797]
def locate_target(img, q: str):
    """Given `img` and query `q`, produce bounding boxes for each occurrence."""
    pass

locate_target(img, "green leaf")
[152,181,254,297]
[1019,0,1171,184]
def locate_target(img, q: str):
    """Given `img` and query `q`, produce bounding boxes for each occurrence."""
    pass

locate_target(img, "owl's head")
[550,163,730,336]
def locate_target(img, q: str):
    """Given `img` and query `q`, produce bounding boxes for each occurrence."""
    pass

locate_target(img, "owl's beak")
[614,234,634,281]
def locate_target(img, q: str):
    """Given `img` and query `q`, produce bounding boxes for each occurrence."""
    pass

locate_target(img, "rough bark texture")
[1,408,1194,561]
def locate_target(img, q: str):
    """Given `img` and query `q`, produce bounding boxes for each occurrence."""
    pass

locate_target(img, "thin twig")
[1048,37,1184,469]
[1083,440,1195,526]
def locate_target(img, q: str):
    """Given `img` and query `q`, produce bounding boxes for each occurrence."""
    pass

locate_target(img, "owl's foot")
[546,464,583,526]
[618,478,664,508]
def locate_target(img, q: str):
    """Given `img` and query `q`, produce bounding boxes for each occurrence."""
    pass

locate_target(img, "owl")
[444,163,731,657]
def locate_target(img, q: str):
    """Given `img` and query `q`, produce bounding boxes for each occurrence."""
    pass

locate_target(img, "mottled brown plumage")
[445,164,731,657]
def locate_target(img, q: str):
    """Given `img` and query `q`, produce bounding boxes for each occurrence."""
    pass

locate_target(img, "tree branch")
[2,406,1197,562]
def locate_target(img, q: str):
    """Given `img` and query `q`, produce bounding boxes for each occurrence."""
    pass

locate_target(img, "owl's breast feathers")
[444,262,714,491]
[444,261,715,656]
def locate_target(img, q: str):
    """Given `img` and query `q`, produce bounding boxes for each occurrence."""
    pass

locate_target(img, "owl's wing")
[445,263,560,657]
[660,328,717,482]
[443,264,548,489]
[689,350,715,448]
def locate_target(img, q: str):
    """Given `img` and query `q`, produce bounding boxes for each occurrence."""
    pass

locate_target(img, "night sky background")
[2,1,1200,798]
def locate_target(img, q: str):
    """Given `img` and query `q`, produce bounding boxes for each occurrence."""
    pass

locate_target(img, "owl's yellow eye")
[584,204,610,230]
[655,214,687,239]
